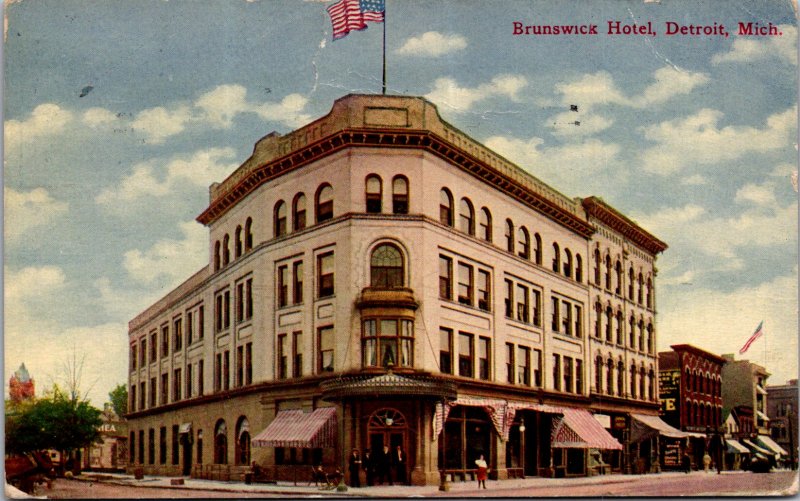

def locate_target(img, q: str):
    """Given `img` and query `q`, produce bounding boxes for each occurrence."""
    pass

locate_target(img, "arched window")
[214,241,221,271]
[505,219,514,253]
[575,254,582,282]
[594,249,601,285]
[615,260,622,294]
[392,176,409,214]
[628,267,635,299]
[316,184,334,223]
[235,417,250,466]
[274,201,287,237]
[606,359,614,395]
[293,193,307,231]
[244,217,253,251]
[552,243,561,273]
[222,235,230,266]
[617,360,624,397]
[235,226,243,258]
[639,366,646,400]
[517,227,530,259]
[604,255,612,290]
[534,233,542,265]
[629,315,636,348]
[685,368,692,398]
[616,311,624,345]
[647,323,654,354]
[595,355,603,393]
[370,244,404,288]
[479,207,492,242]
[637,273,644,304]
[459,198,475,235]
[630,363,637,398]
[648,368,656,401]
[214,419,227,465]
[439,188,453,226]
[638,320,645,351]
[366,175,382,213]
[605,306,613,342]
[646,277,653,309]
[594,302,603,339]
[564,249,573,278]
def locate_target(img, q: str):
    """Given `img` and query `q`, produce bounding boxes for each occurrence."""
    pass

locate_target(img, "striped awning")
[756,435,788,456]
[742,438,772,456]
[551,408,622,450]
[252,407,337,448]
[726,439,750,454]
[433,397,507,439]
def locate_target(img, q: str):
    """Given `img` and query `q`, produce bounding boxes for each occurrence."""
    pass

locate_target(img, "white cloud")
[255,93,312,128]
[196,84,250,128]
[5,265,66,302]
[82,107,119,128]
[735,182,777,206]
[630,66,710,107]
[5,103,73,151]
[681,174,709,186]
[396,32,467,57]
[712,24,797,65]
[639,106,796,175]
[123,221,207,287]
[658,270,798,384]
[95,147,238,204]
[131,105,193,144]
[4,187,69,242]
[425,75,527,112]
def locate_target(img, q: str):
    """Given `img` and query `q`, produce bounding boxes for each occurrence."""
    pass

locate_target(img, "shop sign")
[663,442,681,466]
[613,416,627,430]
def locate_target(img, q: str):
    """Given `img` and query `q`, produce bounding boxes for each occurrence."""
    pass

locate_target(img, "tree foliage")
[108,383,128,417]
[5,386,102,455]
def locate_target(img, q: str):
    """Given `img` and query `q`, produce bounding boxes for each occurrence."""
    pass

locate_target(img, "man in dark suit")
[378,445,392,485]
[348,449,362,487]
[363,449,374,486]
[393,445,407,484]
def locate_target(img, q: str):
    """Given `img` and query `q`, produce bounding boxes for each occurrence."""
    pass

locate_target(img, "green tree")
[108,383,128,417]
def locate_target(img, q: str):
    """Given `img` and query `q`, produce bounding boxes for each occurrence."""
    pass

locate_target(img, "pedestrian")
[703,452,711,473]
[709,431,725,474]
[681,452,691,473]
[474,454,488,489]
[393,445,407,485]
[348,449,362,487]
[378,445,392,485]
[363,449,374,486]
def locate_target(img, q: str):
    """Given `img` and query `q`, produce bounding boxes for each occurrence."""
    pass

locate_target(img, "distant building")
[82,404,128,472]
[767,379,797,466]
[721,354,770,435]
[9,363,35,403]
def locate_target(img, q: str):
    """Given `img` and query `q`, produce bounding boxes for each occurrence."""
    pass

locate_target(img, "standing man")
[380,445,393,485]
[393,445,407,485]
[348,449,362,487]
[363,449,374,486]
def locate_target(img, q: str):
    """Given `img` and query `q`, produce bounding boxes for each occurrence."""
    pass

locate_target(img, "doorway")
[180,435,192,475]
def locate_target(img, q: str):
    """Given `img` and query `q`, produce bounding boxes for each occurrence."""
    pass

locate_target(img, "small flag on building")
[327,0,385,40]
[739,321,764,354]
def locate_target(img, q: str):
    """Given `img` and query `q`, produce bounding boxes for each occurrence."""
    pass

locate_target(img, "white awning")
[757,435,788,456]
[756,410,770,422]
[756,385,767,395]
[179,422,192,434]
[630,413,692,441]
[726,439,750,454]
[742,438,772,456]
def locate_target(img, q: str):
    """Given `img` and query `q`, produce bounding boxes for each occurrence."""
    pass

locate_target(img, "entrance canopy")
[756,435,788,456]
[741,438,772,456]
[726,438,750,454]
[551,408,623,450]
[252,407,337,448]
[630,413,692,442]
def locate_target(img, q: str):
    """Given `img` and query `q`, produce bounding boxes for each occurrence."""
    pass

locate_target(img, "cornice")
[582,196,667,255]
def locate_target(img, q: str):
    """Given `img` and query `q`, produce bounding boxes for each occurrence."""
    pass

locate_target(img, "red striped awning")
[251,407,337,448]
[551,408,622,450]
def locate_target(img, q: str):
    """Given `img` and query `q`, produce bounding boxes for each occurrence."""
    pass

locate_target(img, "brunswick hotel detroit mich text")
[125,94,667,485]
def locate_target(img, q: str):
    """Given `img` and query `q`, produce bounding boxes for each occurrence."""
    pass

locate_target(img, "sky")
[4,0,798,407]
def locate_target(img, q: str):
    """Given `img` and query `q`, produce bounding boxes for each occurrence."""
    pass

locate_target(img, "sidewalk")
[74,469,745,497]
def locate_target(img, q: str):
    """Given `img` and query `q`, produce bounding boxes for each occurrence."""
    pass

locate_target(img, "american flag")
[739,321,764,354]
[327,0,385,40]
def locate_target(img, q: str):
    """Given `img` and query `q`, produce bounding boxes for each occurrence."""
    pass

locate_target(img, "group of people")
[348,445,407,487]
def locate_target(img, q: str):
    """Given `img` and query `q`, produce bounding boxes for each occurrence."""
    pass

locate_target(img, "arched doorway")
[368,408,407,457]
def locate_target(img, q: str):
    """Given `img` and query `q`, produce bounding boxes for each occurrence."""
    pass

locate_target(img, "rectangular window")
[533,349,542,387]
[150,332,157,363]
[214,353,221,392]
[140,340,147,369]
[186,364,193,398]
[478,337,490,380]
[159,427,167,464]
[551,297,560,332]
[223,350,230,390]
[458,332,474,378]
[172,425,179,465]
[318,326,334,373]
[236,281,245,322]
[149,377,156,408]
[236,345,244,387]
[292,332,303,378]
[457,263,474,306]
[317,253,335,298]
[278,334,288,379]
[245,343,253,385]
[504,279,513,318]
[173,317,182,351]
[173,368,182,401]
[138,430,144,466]
[130,385,136,412]
[477,270,491,311]
[553,354,561,391]
[130,431,136,463]
[439,256,452,300]
[293,261,304,304]
[215,293,223,331]
[532,289,541,326]
[575,359,584,394]
[245,279,253,320]
[130,344,137,371]
[440,328,453,374]
[574,305,582,338]
[224,291,230,329]
[187,309,194,345]
[161,325,169,357]
[516,284,529,323]
[198,360,204,396]
[139,382,145,410]
[506,343,515,383]
[562,300,573,336]
[160,373,168,405]
[564,356,573,393]
[278,265,289,307]
[198,306,204,339]
[148,428,155,465]
[517,346,530,386]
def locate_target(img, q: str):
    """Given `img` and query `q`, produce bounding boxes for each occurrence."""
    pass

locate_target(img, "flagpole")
[382,4,386,95]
